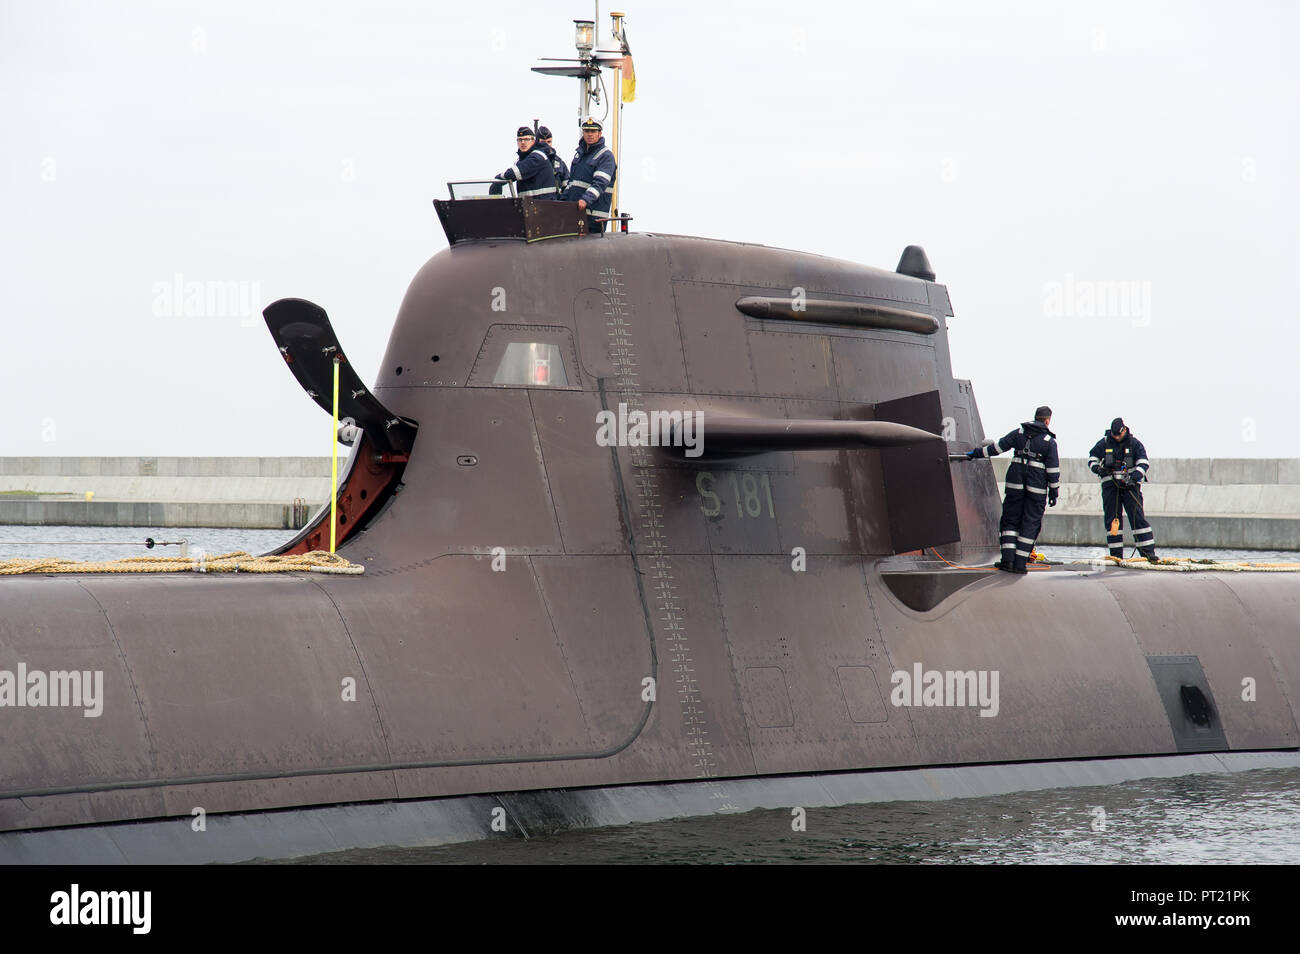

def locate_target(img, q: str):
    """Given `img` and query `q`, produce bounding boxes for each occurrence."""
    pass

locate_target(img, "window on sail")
[492,342,570,386]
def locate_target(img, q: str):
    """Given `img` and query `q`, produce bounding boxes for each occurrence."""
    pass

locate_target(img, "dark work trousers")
[586,215,606,234]
[1102,482,1156,557]
[999,489,1047,570]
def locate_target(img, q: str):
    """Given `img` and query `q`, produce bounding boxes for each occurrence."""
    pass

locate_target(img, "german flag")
[622,54,635,102]
[620,28,635,102]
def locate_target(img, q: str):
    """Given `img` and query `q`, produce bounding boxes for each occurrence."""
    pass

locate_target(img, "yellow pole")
[330,357,340,553]
[610,58,621,223]
[610,12,627,229]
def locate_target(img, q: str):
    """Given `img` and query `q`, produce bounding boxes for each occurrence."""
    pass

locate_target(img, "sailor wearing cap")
[1088,417,1158,560]
[490,126,557,199]
[561,117,617,233]
[965,406,1060,573]
[536,125,569,193]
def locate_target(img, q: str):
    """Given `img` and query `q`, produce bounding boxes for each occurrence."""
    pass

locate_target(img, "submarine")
[3,11,1300,864]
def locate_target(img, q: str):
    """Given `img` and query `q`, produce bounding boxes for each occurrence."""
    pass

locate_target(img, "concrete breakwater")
[993,458,1300,551]
[0,458,331,529]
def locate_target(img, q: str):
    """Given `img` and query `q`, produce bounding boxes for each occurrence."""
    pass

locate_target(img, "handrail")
[589,211,634,233]
[445,179,516,200]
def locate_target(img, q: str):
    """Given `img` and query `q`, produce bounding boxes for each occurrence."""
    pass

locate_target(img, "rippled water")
[290,767,1300,865]
[0,525,297,562]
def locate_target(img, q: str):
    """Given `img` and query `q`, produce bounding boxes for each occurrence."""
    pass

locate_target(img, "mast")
[531,6,633,231]
[609,11,626,223]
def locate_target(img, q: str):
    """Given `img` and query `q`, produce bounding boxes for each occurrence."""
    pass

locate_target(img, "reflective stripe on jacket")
[499,145,556,198]
[1088,433,1150,483]
[540,142,569,193]
[977,420,1060,494]
[561,136,617,213]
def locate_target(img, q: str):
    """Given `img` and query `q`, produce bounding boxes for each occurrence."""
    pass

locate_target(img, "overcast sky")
[3,0,1296,460]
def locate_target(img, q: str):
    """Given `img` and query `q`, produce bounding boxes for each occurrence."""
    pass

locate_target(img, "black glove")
[1091,464,1104,476]
[1131,470,1144,483]
[965,449,979,460]
[1048,488,1058,507]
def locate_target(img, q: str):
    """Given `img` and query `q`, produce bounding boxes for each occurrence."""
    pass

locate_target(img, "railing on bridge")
[434,181,631,245]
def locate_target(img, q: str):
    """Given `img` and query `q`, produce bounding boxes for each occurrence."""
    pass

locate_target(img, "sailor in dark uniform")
[490,126,557,199]
[537,125,569,193]
[966,406,1060,573]
[1088,417,1158,560]
[561,117,617,233]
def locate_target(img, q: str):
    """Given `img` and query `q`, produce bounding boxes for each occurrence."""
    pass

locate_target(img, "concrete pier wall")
[992,458,1300,551]
[0,457,332,529]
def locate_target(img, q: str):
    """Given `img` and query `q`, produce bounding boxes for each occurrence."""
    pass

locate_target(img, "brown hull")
[2,233,1297,837]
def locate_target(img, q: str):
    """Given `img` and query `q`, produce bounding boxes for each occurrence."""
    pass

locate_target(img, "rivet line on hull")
[602,265,719,781]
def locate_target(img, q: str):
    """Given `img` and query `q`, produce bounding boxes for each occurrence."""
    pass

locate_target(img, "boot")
[1141,548,1159,563]
[1011,557,1029,574]
[994,561,1014,573]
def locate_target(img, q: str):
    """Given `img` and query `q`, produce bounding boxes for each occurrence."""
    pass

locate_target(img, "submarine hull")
[3,565,1299,836]
[2,233,1297,842]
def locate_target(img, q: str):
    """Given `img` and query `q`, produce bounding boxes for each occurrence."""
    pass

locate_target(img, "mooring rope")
[1070,556,1300,573]
[0,550,363,576]
[927,548,1300,573]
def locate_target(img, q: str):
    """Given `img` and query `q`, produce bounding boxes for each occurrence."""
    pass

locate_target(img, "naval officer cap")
[580,117,603,131]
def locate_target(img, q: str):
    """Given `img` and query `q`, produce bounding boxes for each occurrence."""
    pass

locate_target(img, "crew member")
[490,126,557,199]
[537,125,568,193]
[561,117,617,233]
[1088,417,1158,560]
[966,406,1060,573]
